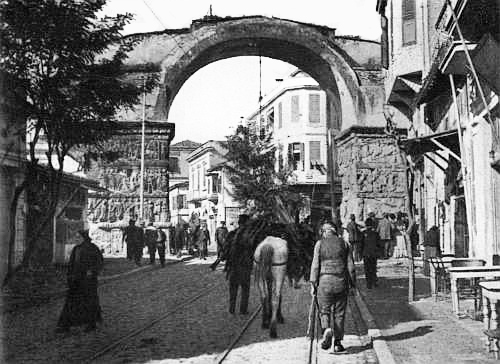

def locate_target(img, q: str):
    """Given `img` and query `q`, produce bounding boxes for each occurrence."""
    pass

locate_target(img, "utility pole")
[139,77,146,220]
[327,127,338,224]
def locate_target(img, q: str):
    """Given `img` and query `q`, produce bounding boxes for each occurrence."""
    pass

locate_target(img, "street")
[2,255,377,364]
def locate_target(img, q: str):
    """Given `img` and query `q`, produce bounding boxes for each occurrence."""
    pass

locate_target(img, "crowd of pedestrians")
[122,219,167,267]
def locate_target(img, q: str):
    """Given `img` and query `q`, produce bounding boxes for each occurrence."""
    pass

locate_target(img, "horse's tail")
[255,244,274,290]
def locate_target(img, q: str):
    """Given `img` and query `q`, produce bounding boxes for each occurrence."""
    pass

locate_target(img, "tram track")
[85,281,224,363]
[214,304,263,364]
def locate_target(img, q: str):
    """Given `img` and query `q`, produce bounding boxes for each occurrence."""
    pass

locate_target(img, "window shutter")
[291,95,300,122]
[309,141,321,165]
[300,143,305,170]
[278,102,283,128]
[309,94,320,123]
[287,144,293,169]
[402,0,416,45]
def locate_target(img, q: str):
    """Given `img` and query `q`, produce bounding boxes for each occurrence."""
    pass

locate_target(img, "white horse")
[254,236,288,338]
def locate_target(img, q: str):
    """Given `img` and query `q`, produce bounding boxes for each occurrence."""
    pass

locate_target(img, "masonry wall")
[337,130,407,225]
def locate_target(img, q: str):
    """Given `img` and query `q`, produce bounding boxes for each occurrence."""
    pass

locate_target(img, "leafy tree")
[223,125,303,222]
[0,0,156,283]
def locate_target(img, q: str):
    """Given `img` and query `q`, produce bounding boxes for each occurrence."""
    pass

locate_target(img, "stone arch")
[121,16,384,130]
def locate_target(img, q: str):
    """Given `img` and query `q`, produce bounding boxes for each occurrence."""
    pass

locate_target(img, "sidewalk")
[354,259,497,364]
[0,253,194,313]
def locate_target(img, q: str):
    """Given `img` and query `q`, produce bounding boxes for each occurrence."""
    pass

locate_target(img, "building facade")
[377,0,500,262]
[168,140,201,225]
[187,141,241,240]
[245,71,337,223]
[245,70,408,225]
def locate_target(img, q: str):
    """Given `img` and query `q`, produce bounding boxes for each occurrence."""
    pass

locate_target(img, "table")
[449,266,500,317]
[428,258,486,298]
[479,281,500,358]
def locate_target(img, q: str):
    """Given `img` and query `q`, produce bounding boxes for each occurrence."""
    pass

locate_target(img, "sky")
[102,0,381,143]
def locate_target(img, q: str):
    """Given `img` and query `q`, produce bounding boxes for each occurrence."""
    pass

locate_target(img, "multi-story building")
[245,70,335,223]
[187,140,241,240]
[377,0,500,262]
[168,140,200,225]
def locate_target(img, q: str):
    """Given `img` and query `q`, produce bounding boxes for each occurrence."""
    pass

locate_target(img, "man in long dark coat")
[215,221,228,261]
[56,230,104,333]
[144,220,158,265]
[226,214,252,315]
[363,218,382,288]
[122,219,137,261]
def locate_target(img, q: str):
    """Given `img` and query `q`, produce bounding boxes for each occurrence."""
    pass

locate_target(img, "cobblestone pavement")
[2,255,378,364]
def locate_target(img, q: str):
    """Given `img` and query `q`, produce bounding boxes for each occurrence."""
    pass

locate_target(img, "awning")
[399,129,461,160]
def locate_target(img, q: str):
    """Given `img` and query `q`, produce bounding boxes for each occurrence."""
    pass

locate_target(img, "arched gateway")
[88,15,407,239]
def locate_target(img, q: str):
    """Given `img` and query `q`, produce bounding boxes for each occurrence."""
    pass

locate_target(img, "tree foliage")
[223,125,303,221]
[0,0,156,278]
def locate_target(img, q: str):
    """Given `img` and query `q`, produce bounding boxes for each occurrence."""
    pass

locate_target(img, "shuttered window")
[309,141,321,166]
[291,95,300,122]
[278,102,283,128]
[402,0,416,45]
[309,94,321,123]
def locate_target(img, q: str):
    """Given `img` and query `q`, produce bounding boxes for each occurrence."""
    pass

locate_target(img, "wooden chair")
[429,257,450,300]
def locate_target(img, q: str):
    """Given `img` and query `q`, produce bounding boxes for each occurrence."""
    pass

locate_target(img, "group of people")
[54,210,407,354]
[172,220,211,259]
[122,219,167,267]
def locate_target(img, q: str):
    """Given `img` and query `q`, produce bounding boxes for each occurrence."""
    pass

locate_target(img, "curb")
[353,287,398,364]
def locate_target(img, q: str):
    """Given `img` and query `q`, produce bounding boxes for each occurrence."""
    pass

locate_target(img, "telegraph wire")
[141,0,201,55]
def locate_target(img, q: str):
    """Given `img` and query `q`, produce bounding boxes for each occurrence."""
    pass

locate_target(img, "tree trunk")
[3,178,28,287]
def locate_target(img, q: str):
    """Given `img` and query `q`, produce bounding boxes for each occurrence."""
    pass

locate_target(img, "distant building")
[168,140,200,226]
[245,70,340,223]
[187,140,242,240]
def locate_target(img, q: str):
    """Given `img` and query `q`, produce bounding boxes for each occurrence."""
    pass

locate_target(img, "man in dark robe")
[56,230,104,333]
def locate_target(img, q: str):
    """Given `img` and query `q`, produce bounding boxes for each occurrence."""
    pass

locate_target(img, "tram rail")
[85,281,224,363]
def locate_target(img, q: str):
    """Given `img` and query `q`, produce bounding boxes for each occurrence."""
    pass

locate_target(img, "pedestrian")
[186,225,194,255]
[309,221,356,353]
[423,225,441,276]
[215,221,228,261]
[56,230,104,333]
[363,218,382,289]
[144,220,158,265]
[174,222,186,258]
[377,213,393,259]
[136,220,145,264]
[156,227,167,267]
[226,214,252,314]
[346,214,363,262]
[122,219,137,261]
[197,220,210,260]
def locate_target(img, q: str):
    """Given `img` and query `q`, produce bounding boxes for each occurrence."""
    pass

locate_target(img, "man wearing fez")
[56,230,104,333]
